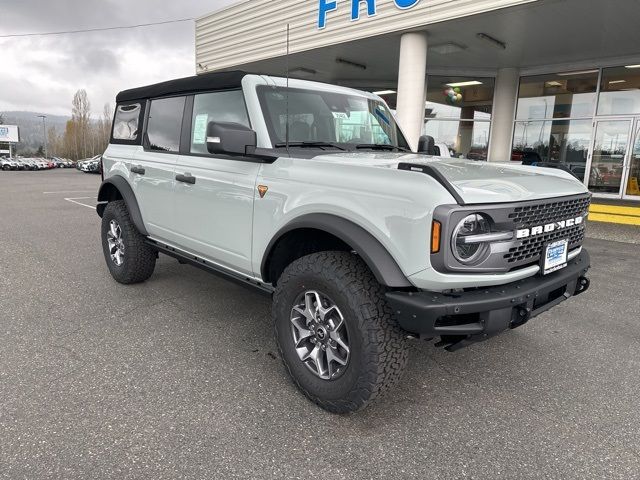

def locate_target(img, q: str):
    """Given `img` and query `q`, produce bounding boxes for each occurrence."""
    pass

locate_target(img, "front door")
[170,90,260,275]
[171,155,260,275]
[587,119,633,198]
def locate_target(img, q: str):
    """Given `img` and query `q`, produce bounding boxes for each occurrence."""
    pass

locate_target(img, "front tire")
[273,251,409,413]
[101,200,156,284]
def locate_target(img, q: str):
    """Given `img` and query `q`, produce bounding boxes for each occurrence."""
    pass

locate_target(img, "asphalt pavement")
[1,169,639,479]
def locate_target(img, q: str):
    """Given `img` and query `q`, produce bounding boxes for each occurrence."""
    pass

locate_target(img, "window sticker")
[193,114,209,144]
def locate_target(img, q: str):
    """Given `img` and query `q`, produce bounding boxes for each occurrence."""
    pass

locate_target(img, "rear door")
[171,90,260,275]
[132,96,186,243]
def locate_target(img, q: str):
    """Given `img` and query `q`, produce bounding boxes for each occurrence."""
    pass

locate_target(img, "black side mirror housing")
[206,121,257,156]
[417,135,435,155]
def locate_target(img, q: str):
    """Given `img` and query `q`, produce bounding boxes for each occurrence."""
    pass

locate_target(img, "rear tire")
[101,200,156,284]
[273,251,409,413]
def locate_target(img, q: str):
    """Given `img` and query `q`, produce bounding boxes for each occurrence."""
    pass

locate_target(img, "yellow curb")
[589,204,640,217]
[588,212,640,226]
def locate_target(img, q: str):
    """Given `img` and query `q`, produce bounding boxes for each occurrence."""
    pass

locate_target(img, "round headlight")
[451,213,491,264]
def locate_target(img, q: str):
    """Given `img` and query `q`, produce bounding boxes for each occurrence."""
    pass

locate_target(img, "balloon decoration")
[442,87,463,105]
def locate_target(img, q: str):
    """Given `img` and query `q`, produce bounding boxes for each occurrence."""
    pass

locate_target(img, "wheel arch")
[96,176,148,236]
[261,213,412,288]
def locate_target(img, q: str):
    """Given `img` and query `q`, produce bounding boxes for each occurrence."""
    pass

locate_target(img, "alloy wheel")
[290,290,350,380]
[106,220,125,266]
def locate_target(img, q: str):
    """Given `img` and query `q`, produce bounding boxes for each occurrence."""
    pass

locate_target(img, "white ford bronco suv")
[97,72,591,413]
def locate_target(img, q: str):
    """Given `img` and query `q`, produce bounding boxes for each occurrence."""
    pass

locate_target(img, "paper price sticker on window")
[193,114,209,144]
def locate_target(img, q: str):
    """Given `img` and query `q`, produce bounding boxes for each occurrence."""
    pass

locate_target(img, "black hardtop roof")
[115,70,249,103]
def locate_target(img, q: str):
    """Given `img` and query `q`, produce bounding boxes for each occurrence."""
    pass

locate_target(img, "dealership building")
[195,0,640,201]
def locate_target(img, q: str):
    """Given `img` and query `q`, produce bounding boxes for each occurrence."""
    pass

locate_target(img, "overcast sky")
[0,0,238,117]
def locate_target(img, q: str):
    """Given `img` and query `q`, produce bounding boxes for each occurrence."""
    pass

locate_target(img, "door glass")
[589,120,630,194]
[626,123,640,197]
[147,96,185,153]
[190,90,250,155]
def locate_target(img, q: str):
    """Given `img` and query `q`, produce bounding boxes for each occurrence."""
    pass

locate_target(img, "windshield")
[257,86,409,150]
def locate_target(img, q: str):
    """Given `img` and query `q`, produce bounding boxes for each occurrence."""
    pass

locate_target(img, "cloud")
[0,0,237,117]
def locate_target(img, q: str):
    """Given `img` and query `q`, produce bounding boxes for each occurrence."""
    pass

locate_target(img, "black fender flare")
[261,213,412,288]
[96,175,148,236]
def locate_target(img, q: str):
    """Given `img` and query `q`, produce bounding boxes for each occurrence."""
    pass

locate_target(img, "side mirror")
[417,135,435,155]
[206,121,257,156]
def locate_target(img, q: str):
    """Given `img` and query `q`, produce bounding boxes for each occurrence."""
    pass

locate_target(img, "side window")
[113,103,142,141]
[146,96,185,152]
[190,90,249,155]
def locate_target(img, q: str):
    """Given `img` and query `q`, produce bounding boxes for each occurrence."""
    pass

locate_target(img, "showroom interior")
[195,0,640,201]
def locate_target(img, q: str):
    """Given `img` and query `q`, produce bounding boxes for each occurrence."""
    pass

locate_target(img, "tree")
[0,113,4,125]
[47,126,61,158]
[71,89,91,159]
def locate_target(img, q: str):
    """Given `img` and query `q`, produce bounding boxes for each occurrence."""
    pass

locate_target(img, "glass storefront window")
[512,119,592,181]
[425,76,494,120]
[422,76,494,159]
[424,120,491,160]
[597,66,640,116]
[589,120,630,194]
[516,71,598,120]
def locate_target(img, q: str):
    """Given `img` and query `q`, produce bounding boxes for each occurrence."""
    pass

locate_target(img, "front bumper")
[386,250,590,351]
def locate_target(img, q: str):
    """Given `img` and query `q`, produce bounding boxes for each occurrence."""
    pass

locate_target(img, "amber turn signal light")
[431,220,441,253]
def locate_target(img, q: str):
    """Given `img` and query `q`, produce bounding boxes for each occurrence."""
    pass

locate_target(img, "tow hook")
[574,276,590,295]
[510,307,531,329]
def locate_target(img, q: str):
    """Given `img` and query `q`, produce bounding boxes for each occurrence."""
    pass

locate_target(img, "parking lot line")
[64,197,97,210]
[43,190,97,194]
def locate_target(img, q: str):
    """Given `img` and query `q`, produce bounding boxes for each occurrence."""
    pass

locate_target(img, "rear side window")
[190,90,249,155]
[113,103,142,141]
[146,96,185,152]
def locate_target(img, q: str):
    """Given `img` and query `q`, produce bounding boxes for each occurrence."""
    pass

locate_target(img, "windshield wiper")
[274,141,345,151]
[355,144,411,152]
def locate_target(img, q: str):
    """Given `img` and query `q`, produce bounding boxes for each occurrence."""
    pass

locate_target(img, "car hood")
[311,152,588,204]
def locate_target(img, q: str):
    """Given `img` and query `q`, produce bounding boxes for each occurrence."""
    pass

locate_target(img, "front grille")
[503,195,590,267]
[507,196,591,227]
[504,223,585,264]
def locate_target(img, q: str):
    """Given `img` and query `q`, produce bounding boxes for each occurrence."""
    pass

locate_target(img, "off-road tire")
[273,251,409,413]
[101,200,156,284]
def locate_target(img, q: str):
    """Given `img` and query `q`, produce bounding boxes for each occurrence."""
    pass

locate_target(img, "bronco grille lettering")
[516,216,583,239]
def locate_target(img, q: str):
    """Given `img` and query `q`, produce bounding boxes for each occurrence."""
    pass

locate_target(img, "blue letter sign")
[318,0,422,29]
[351,0,376,21]
[318,0,338,29]
[393,0,420,8]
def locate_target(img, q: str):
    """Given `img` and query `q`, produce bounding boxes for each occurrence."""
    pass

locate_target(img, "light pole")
[37,115,47,158]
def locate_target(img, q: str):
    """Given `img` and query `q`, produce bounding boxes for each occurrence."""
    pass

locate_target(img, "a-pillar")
[487,67,520,162]
[395,32,428,151]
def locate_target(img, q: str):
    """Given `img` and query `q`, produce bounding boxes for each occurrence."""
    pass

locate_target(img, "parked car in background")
[61,159,76,168]
[466,148,488,161]
[1,157,19,170]
[533,162,580,179]
[34,159,49,170]
[80,155,102,173]
[511,150,543,165]
[20,159,37,170]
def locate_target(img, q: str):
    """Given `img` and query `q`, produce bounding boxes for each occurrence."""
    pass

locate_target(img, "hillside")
[0,111,69,154]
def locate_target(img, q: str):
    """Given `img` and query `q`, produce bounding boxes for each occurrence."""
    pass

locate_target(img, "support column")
[487,67,520,162]
[396,32,428,151]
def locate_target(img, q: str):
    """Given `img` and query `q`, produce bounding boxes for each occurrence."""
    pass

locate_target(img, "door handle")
[176,173,196,185]
[131,165,145,175]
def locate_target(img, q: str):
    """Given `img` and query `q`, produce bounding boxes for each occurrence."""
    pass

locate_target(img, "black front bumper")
[386,250,590,351]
